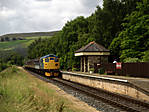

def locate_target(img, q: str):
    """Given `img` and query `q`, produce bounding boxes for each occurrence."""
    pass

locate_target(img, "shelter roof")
[75,41,109,53]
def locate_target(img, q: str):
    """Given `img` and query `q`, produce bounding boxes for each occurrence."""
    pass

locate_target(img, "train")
[24,54,62,78]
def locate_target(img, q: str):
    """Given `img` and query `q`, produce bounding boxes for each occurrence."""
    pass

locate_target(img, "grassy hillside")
[0,36,51,51]
[0,66,85,112]
[0,31,57,58]
[0,40,30,50]
[0,31,59,41]
[0,39,31,58]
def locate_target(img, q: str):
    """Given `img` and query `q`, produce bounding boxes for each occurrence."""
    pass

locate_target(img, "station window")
[45,58,49,62]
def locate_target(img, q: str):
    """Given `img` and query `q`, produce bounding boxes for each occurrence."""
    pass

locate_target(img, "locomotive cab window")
[45,58,49,62]
[55,58,59,62]
[50,58,54,60]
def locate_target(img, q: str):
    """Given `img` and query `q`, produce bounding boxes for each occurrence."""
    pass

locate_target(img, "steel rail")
[25,68,149,112]
[51,78,149,112]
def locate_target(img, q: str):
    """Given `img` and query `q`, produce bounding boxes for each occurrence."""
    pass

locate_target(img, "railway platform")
[62,71,149,102]
[74,71,149,92]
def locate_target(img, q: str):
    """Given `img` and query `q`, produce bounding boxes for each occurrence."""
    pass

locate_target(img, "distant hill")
[0,31,59,58]
[0,31,59,42]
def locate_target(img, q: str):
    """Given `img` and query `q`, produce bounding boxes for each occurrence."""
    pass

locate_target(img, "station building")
[75,41,110,72]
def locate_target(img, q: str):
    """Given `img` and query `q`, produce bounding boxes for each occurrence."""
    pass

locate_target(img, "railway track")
[25,69,149,112]
[51,78,149,112]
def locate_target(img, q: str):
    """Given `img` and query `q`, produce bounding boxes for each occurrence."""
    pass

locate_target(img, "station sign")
[116,63,122,69]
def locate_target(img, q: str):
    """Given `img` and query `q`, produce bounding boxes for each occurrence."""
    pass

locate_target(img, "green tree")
[143,50,149,62]
[110,0,149,61]
[27,0,142,69]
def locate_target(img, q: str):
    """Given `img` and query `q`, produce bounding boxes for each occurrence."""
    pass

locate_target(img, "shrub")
[98,68,105,74]
[142,50,149,62]
[0,63,9,72]
[123,57,140,63]
[72,67,79,71]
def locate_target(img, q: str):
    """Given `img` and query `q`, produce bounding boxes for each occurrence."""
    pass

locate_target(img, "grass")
[0,36,52,51]
[0,40,30,51]
[25,36,52,40]
[0,66,84,112]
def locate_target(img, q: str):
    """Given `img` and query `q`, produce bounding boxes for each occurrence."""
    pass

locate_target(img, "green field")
[0,36,52,58]
[0,66,84,112]
[0,40,30,51]
[0,31,57,59]
[0,36,51,51]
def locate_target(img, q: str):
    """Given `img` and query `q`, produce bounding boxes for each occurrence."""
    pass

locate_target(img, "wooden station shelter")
[75,41,110,72]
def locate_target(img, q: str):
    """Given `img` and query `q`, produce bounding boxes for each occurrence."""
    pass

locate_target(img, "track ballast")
[25,68,149,112]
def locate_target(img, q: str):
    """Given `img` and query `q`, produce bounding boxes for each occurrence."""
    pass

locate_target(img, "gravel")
[51,80,123,112]
[26,70,124,112]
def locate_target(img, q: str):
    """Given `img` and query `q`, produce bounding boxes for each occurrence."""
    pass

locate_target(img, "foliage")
[110,0,149,61]
[123,57,141,63]
[0,31,58,41]
[72,67,79,71]
[109,36,122,60]
[5,52,24,66]
[90,68,95,72]
[27,0,143,69]
[98,68,105,74]
[142,50,149,62]
[0,52,24,72]
[0,63,9,72]
[0,34,55,69]
[0,66,83,112]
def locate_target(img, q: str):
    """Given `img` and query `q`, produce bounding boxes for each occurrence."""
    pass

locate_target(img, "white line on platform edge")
[62,71,128,83]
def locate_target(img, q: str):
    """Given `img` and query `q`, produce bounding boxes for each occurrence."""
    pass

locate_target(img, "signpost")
[116,63,122,69]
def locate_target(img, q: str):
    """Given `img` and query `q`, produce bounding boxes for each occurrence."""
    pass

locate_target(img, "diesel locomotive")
[24,54,62,78]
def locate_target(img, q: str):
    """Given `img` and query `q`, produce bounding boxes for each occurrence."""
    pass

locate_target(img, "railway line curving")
[25,68,149,112]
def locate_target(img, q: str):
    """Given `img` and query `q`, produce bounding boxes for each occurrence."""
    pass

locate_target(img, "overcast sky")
[0,0,102,36]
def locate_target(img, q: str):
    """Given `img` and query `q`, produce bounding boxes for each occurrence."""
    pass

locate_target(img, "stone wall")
[63,74,149,102]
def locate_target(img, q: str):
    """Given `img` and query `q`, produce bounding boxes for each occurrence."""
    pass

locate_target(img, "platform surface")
[62,71,149,94]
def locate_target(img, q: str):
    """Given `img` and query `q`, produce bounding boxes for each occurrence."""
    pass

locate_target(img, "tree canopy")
[27,0,148,70]
[110,0,149,62]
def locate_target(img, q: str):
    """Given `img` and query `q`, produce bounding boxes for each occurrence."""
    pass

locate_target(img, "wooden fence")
[97,62,149,78]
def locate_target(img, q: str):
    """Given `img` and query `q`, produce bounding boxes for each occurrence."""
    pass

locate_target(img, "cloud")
[0,0,102,35]
[35,0,52,2]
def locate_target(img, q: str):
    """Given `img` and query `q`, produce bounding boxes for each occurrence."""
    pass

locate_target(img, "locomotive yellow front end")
[40,54,61,77]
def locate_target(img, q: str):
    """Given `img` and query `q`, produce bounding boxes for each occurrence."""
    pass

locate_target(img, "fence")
[98,62,149,78]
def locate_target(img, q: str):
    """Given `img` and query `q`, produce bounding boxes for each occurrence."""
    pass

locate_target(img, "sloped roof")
[75,41,109,53]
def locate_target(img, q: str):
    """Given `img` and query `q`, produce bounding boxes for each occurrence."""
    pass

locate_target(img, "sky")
[0,0,102,36]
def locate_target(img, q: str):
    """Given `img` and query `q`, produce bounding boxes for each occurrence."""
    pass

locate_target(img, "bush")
[143,50,149,62]
[0,63,9,72]
[98,68,105,74]
[72,67,79,71]
[11,66,18,73]
[123,57,141,63]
